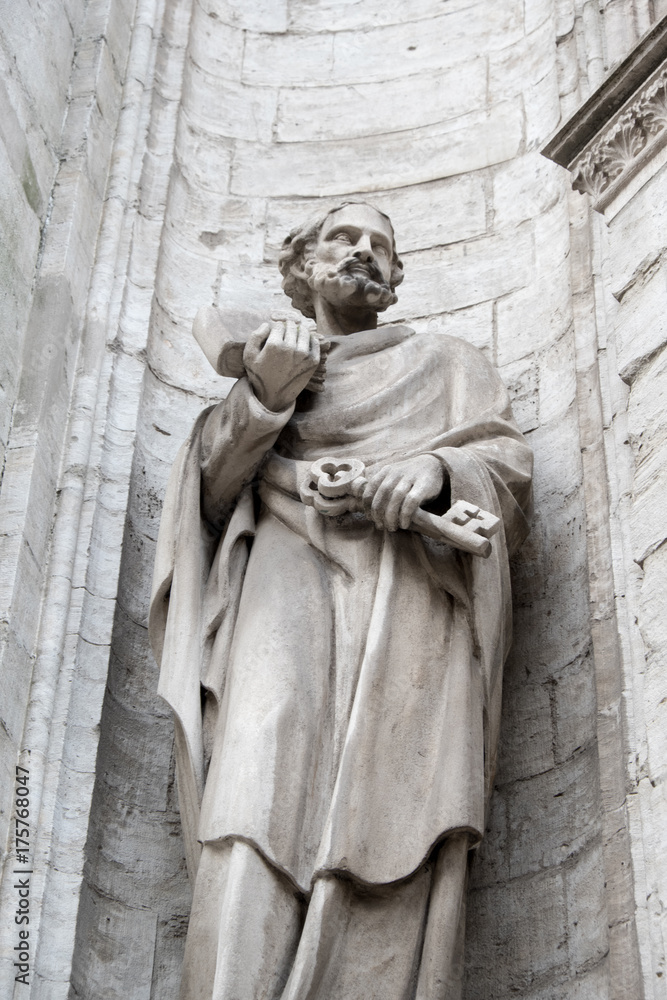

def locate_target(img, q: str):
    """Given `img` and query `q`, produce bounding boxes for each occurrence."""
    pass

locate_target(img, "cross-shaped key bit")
[445,500,501,539]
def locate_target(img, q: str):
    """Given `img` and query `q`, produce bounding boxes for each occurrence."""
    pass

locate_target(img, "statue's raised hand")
[243,320,321,413]
[361,454,446,532]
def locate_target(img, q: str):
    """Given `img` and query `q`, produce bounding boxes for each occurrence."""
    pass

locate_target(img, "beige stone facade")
[1,1,666,997]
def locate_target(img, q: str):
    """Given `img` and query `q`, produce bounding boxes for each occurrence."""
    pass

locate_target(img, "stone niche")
[543,15,667,998]
[0,2,665,999]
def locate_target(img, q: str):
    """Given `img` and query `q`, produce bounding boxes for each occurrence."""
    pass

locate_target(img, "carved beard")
[304,256,397,313]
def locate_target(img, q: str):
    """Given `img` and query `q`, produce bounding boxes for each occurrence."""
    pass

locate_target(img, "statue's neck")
[313,297,378,340]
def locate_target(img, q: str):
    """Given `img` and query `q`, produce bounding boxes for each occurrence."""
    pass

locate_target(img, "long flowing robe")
[149,325,532,991]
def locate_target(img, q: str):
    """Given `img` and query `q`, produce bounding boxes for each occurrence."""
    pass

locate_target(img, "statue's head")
[279,202,404,320]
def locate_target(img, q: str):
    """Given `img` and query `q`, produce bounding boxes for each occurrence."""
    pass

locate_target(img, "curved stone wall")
[72,1,612,996]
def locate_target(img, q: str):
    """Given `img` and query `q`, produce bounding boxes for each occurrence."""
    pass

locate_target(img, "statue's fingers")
[307,331,321,364]
[360,481,375,508]
[370,471,402,523]
[244,323,271,362]
[369,466,390,485]
[295,322,310,353]
[382,480,412,532]
[267,320,285,345]
[360,467,387,509]
[399,485,424,530]
[284,319,298,348]
[246,322,270,347]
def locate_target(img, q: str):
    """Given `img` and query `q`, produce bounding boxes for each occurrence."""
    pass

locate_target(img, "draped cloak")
[149,325,532,893]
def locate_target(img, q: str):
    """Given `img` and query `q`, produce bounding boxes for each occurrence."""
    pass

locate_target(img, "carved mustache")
[337,255,388,287]
[336,256,396,309]
[305,255,397,311]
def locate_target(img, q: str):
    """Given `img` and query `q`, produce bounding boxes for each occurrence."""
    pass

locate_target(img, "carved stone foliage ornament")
[149,202,533,1000]
[571,70,667,202]
[542,16,667,213]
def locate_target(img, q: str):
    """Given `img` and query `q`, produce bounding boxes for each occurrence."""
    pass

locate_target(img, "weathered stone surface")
[107,605,169,717]
[399,224,534,320]
[231,103,525,197]
[331,0,523,83]
[466,867,569,996]
[70,888,158,1000]
[203,0,287,33]
[173,115,233,194]
[169,168,266,261]
[95,693,172,812]
[188,4,244,79]
[242,29,334,88]
[0,60,56,214]
[247,4,525,88]
[82,773,188,909]
[500,355,540,432]
[0,0,82,149]
[605,158,667,296]
[564,842,609,971]
[503,747,600,880]
[490,19,561,147]
[288,0,477,34]
[4,0,665,998]
[275,62,487,142]
[408,301,495,359]
[154,228,221,319]
[627,344,667,564]
[537,328,579,424]
[492,152,564,229]
[184,66,278,142]
[615,258,667,383]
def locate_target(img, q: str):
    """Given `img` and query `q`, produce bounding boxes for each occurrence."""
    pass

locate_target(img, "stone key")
[300,458,501,558]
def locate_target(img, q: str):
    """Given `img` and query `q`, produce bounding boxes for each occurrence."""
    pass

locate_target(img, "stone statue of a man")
[149,202,533,999]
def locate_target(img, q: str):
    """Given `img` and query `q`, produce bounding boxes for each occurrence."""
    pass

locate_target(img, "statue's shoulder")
[408,328,491,365]
[405,329,504,397]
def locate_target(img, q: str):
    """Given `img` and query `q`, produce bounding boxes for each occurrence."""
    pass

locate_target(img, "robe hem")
[199,825,482,898]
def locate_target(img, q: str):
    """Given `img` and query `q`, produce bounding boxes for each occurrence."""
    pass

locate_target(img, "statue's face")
[305,203,398,316]
[316,204,394,285]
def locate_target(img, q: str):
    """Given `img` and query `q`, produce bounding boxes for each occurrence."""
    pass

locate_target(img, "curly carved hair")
[278,202,405,319]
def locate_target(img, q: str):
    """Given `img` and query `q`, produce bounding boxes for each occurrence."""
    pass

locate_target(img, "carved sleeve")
[426,338,533,555]
[200,377,295,527]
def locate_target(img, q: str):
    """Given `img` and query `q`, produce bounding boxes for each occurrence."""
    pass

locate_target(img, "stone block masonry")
[72,1,610,997]
[0,0,665,997]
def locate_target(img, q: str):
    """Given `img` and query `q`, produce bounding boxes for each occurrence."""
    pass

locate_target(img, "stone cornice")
[542,16,667,212]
